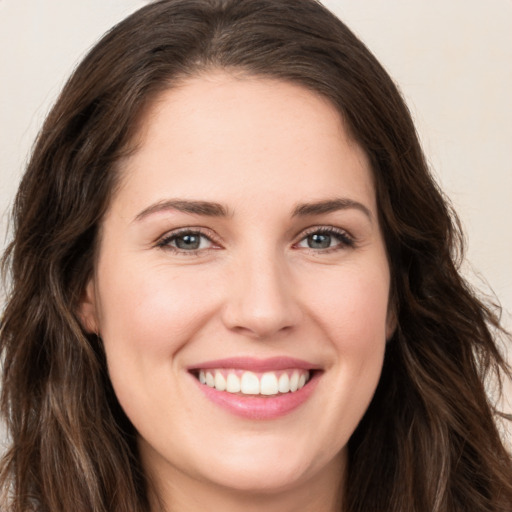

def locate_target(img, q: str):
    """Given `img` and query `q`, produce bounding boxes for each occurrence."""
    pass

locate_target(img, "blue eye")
[296,228,354,250]
[158,231,214,252]
[306,233,333,249]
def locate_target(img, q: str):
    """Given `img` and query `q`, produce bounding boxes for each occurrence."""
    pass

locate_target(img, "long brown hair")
[1,1,511,510]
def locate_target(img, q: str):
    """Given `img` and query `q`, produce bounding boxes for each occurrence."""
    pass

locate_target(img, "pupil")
[308,233,331,249]
[176,234,200,250]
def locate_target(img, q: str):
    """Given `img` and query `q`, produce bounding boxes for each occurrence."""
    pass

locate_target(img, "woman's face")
[81,72,394,501]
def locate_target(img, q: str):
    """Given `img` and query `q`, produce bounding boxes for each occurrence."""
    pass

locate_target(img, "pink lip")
[188,357,322,420]
[188,356,321,372]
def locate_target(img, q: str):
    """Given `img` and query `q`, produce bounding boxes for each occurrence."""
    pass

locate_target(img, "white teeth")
[214,371,226,391]
[197,369,311,396]
[278,373,290,393]
[260,372,279,395]
[241,371,260,394]
[226,373,241,393]
[289,371,300,392]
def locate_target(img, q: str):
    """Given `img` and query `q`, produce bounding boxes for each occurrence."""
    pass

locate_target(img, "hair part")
[1,1,511,511]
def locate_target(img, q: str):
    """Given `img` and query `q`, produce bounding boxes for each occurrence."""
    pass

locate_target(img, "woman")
[1,0,511,510]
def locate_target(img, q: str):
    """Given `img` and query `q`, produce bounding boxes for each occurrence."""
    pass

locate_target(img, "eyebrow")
[292,198,372,221]
[133,197,372,222]
[134,199,230,222]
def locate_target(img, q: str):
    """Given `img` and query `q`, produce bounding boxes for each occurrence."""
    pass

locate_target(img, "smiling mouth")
[189,358,321,419]
[193,368,312,396]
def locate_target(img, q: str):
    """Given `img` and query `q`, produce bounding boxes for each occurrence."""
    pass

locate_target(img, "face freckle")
[80,71,393,503]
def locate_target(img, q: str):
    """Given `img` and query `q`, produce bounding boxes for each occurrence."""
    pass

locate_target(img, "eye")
[296,227,354,251]
[157,229,216,253]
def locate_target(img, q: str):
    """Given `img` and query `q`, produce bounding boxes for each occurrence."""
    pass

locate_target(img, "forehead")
[113,72,376,217]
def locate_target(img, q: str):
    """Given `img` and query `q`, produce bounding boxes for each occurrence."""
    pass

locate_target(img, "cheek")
[94,261,220,432]
[304,263,391,352]
[304,262,389,414]
[96,262,219,359]
[289,263,389,454]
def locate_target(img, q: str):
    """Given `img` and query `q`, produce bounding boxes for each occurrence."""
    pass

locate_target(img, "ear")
[385,306,397,341]
[78,278,99,334]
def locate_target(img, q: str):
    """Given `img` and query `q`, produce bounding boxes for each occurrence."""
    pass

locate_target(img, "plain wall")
[1,0,511,437]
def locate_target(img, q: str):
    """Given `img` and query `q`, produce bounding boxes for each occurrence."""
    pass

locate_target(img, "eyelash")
[156,226,355,255]
[294,226,355,253]
[156,227,218,255]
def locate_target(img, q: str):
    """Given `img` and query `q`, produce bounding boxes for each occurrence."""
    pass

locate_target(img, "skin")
[80,72,394,512]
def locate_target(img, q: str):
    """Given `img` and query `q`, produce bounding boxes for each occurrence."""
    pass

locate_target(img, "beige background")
[1,1,511,439]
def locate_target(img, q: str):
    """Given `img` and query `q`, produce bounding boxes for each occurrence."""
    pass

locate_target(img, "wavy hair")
[1,0,511,510]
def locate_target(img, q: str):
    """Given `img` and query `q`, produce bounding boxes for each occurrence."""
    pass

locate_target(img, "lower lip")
[193,372,321,420]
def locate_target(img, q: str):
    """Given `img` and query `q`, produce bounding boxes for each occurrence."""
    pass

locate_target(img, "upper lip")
[188,356,321,373]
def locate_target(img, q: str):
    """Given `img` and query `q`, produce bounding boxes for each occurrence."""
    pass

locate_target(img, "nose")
[221,250,302,339]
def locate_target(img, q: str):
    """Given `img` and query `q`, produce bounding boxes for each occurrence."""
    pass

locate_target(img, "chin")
[203,460,313,494]
[190,437,343,496]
